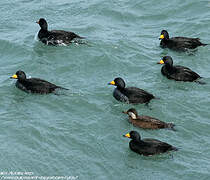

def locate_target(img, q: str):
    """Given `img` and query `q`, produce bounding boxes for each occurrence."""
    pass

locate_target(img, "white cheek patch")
[128,112,137,119]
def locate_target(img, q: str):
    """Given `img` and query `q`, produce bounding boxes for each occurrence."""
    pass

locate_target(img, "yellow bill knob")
[159,34,164,39]
[159,59,164,64]
[124,133,130,138]
[108,80,115,85]
[11,74,18,79]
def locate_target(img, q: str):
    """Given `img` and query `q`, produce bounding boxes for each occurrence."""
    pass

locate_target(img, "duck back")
[131,116,173,129]
[16,78,59,94]
[129,139,177,156]
[122,87,155,104]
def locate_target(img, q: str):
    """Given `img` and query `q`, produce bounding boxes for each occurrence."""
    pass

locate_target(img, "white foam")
[56,40,68,46]
[34,31,39,41]
[34,32,68,46]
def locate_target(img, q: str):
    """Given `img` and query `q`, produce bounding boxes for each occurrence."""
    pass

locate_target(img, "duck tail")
[201,43,208,46]
[167,123,176,131]
[195,79,206,85]
[154,96,160,100]
[171,146,178,151]
[58,86,69,90]
[76,35,85,39]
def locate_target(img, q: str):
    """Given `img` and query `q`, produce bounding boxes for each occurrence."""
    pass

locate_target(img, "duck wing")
[123,87,155,104]
[171,37,206,49]
[173,65,201,81]
[23,78,60,94]
[129,140,153,156]
[133,116,167,129]
[129,138,176,156]
[143,138,177,153]
[51,30,83,41]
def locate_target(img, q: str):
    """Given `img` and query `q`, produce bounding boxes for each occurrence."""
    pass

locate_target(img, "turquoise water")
[1,0,210,179]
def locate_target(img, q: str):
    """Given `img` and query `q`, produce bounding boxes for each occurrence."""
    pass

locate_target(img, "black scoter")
[159,30,207,51]
[157,56,201,82]
[36,18,84,45]
[108,77,155,104]
[10,70,68,94]
[123,131,177,156]
[122,108,175,130]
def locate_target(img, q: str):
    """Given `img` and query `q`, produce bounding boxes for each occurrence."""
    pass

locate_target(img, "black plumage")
[123,131,177,156]
[122,108,175,130]
[36,18,84,45]
[158,56,201,82]
[159,30,207,51]
[108,77,155,104]
[10,70,68,94]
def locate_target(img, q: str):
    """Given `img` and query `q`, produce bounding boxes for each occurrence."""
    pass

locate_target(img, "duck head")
[108,77,126,89]
[157,56,173,68]
[36,18,48,30]
[11,70,27,81]
[123,131,141,141]
[159,30,169,40]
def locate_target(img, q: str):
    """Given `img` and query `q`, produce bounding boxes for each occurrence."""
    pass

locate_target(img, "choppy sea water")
[1,0,210,179]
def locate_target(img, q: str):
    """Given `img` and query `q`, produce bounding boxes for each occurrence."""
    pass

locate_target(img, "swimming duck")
[36,18,84,45]
[122,108,175,130]
[108,77,155,104]
[123,131,177,156]
[159,30,207,51]
[10,70,68,94]
[157,56,201,82]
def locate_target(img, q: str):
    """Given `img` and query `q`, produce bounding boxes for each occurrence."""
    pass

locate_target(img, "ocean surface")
[1,0,210,179]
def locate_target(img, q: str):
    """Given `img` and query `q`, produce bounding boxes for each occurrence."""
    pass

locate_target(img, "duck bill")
[108,80,115,85]
[36,20,39,24]
[122,111,128,114]
[159,34,164,40]
[157,59,164,64]
[123,133,131,138]
[10,74,18,79]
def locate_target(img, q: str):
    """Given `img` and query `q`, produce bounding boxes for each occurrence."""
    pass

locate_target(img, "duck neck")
[131,139,144,145]
[161,38,169,43]
[116,86,124,91]
[40,27,48,33]
[41,22,48,31]
[160,39,169,48]
[18,78,27,83]
[38,29,49,39]
[165,63,174,72]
